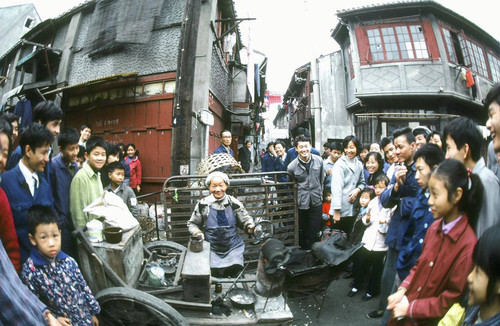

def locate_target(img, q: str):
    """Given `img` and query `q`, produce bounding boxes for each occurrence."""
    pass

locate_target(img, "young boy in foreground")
[21,205,100,326]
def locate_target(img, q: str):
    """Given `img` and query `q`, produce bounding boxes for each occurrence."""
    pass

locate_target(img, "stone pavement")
[287,275,382,325]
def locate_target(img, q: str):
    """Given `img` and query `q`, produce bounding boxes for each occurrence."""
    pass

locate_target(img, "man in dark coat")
[238,140,252,173]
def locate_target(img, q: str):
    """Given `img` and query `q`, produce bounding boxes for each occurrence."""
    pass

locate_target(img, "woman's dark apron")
[205,205,245,268]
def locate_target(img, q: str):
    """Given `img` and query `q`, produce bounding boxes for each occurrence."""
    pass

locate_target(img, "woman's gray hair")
[205,171,230,187]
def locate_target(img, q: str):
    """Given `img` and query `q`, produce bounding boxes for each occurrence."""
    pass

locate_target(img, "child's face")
[109,169,125,186]
[415,157,432,190]
[85,146,106,171]
[127,146,136,157]
[428,175,459,219]
[374,181,387,197]
[365,155,380,175]
[60,143,80,164]
[29,223,61,260]
[467,265,490,307]
[346,141,359,160]
[107,154,120,164]
[325,193,332,203]
[330,150,342,163]
[77,157,85,168]
[359,192,371,208]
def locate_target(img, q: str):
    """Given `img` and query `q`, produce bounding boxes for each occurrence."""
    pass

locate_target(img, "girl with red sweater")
[387,159,482,325]
[125,143,142,195]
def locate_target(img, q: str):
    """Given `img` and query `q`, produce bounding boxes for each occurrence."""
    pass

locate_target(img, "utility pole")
[171,0,202,176]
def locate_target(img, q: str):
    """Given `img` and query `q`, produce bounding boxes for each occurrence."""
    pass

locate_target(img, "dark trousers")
[352,247,386,296]
[378,247,399,325]
[298,205,322,250]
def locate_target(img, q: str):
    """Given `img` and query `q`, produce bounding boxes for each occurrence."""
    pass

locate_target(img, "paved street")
[287,275,382,326]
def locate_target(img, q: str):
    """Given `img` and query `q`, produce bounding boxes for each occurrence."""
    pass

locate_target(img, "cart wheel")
[96,287,188,326]
[145,240,187,256]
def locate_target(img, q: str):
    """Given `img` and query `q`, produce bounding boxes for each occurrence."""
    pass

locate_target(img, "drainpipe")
[310,58,321,150]
[303,0,321,150]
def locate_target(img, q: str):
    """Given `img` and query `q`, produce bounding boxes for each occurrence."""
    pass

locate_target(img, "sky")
[2,0,499,93]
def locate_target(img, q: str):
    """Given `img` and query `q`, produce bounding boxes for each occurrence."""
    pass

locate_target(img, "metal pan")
[227,288,256,309]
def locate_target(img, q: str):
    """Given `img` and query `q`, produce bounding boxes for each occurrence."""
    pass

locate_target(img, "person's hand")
[91,315,99,326]
[348,188,360,203]
[56,316,72,326]
[333,210,341,223]
[194,232,205,240]
[325,168,332,176]
[394,164,407,192]
[387,288,405,310]
[392,300,409,319]
[365,212,371,223]
[136,185,141,193]
[45,312,62,326]
[247,224,256,235]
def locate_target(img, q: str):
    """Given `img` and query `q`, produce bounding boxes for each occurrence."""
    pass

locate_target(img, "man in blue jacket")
[5,101,63,184]
[0,123,55,264]
[49,127,80,257]
[396,143,444,281]
[368,127,418,322]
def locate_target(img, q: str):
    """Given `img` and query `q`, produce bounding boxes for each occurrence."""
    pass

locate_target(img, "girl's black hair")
[342,135,361,155]
[107,143,123,160]
[360,188,375,200]
[413,143,444,170]
[472,224,500,304]
[126,143,139,157]
[77,145,86,159]
[431,159,483,229]
[365,152,384,175]
[373,173,390,187]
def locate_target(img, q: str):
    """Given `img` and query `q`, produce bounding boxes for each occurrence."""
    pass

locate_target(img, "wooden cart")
[75,172,298,325]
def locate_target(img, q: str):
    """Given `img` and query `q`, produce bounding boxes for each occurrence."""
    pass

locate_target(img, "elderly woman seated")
[187,172,255,278]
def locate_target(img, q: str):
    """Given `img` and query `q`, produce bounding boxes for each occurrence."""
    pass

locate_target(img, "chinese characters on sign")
[95,119,120,127]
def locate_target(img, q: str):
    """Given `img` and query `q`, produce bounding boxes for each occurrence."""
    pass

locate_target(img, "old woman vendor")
[188,172,255,278]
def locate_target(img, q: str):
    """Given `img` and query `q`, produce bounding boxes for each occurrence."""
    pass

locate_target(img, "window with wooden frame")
[487,52,500,83]
[440,26,490,79]
[460,37,488,77]
[366,24,430,63]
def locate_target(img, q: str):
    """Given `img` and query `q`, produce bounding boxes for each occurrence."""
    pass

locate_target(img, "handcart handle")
[73,227,128,288]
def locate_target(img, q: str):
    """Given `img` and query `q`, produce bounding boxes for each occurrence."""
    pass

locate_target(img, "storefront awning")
[1,84,23,106]
[42,72,138,96]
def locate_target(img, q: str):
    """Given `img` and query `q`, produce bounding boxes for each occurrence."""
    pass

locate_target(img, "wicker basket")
[196,153,244,175]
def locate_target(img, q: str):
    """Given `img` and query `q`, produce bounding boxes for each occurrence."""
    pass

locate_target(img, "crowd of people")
[2,81,500,325]
[248,83,500,325]
[0,100,143,325]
